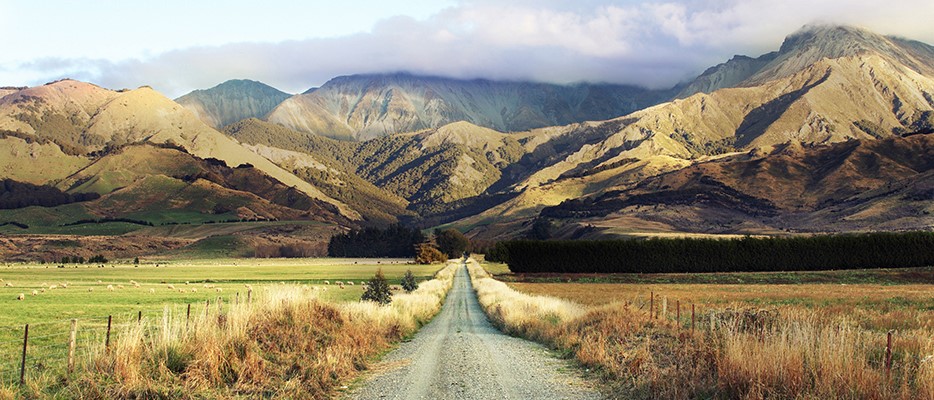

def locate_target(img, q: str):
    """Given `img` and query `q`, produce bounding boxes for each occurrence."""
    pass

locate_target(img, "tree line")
[0,179,100,209]
[487,232,934,273]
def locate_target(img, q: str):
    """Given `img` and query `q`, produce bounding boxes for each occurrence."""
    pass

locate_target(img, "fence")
[0,289,253,386]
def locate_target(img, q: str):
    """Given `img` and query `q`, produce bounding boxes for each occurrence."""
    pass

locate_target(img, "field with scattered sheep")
[0,258,448,396]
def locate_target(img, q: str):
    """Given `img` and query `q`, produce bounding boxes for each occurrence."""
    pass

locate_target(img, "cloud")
[6,0,934,98]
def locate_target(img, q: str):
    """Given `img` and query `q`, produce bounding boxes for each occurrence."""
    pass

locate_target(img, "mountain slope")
[265,73,673,140]
[0,80,358,222]
[175,79,291,129]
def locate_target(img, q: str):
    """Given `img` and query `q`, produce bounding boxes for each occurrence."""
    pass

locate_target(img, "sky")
[1,0,932,98]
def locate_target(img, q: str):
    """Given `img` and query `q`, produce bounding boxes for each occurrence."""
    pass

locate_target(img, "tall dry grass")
[12,262,460,399]
[468,260,934,400]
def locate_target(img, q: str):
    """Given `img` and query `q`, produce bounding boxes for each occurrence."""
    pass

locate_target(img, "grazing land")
[473,261,934,399]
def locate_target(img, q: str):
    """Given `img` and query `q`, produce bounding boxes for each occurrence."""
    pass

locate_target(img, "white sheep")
[31,290,38,296]
[40,289,46,293]
[167,284,175,290]
[185,281,190,285]
[49,284,58,290]
[149,289,155,294]
[191,288,198,293]
[61,283,68,289]
[215,287,223,292]
[16,293,24,300]
[117,284,125,289]
[347,281,355,286]
[87,288,93,292]
[107,285,115,291]
[4,282,12,287]
[339,283,345,290]
[334,281,343,286]
[324,280,330,285]
[97,280,102,284]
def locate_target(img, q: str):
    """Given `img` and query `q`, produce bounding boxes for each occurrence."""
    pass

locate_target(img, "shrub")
[361,268,392,304]
[435,229,469,259]
[415,243,447,264]
[401,269,418,293]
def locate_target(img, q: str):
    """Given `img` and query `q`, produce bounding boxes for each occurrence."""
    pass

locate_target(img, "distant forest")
[489,232,934,273]
[0,179,100,209]
[327,224,426,258]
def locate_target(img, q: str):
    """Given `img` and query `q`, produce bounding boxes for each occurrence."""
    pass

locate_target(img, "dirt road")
[348,260,599,399]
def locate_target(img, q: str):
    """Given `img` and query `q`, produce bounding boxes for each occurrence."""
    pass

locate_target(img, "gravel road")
[347,260,600,400]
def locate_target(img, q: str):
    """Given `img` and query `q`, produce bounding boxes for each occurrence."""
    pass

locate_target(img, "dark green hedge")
[495,232,934,273]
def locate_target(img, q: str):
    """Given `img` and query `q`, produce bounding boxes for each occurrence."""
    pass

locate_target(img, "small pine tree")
[401,269,418,292]
[361,268,392,305]
[133,257,140,265]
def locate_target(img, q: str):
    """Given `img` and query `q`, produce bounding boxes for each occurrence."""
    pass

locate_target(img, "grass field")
[477,261,934,399]
[0,258,444,386]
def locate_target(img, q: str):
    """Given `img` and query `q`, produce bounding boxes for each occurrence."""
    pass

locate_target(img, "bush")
[361,268,392,304]
[435,229,469,259]
[401,269,418,293]
[499,232,934,273]
[415,243,447,264]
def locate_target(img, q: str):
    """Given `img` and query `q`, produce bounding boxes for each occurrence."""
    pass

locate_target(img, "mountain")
[0,80,360,229]
[176,79,291,129]
[265,73,674,141]
[442,25,934,239]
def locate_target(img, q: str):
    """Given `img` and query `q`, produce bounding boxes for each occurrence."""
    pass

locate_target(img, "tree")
[361,268,392,305]
[133,257,140,265]
[435,229,469,259]
[528,218,553,240]
[401,269,418,292]
[415,243,447,264]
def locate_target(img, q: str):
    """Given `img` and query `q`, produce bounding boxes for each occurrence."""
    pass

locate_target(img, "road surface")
[348,260,599,399]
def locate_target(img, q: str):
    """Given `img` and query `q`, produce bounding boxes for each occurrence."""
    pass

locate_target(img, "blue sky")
[1,0,932,97]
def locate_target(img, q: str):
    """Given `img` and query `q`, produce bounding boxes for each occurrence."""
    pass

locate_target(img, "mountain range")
[1,24,932,259]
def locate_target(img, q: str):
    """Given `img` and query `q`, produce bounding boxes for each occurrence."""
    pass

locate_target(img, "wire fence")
[0,291,251,386]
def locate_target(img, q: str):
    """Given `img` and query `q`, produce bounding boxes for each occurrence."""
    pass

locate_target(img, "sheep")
[87,288,93,292]
[191,288,198,293]
[97,280,103,284]
[118,284,125,289]
[347,281,355,286]
[4,282,12,287]
[40,289,46,293]
[149,289,155,294]
[61,283,68,289]
[129,280,137,286]
[16,293,24,301]
[215,288,223,292]
[49,284,58,290]
[334,281,343,286]
[167,284,175,290]
[339,283,345,290]
[178,289,185,293]
[107,285,115,291]
[185,281,190,285]
[324,280,330,285]
[31,290,38,296]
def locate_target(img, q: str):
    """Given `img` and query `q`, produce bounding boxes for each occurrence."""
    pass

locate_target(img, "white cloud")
[3,0,933,97]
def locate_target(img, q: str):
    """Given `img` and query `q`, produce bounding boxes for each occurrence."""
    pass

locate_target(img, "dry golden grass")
[471,261,934,400]
[13,262,459,399]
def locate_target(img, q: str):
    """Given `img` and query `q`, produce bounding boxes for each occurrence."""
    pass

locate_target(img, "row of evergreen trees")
[489,232,934,273]
[327,224,426,257]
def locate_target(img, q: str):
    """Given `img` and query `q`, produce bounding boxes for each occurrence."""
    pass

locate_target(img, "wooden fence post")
[676,301,681,328]
[137,311,142,324]
[205,299,210,317]
[248,288,253,304]
[662,297,668,319]
[105,316,112,351]
[186,303,191,329]
[67,319,77,375]
[236,292,240,306]
[19,324,28,385]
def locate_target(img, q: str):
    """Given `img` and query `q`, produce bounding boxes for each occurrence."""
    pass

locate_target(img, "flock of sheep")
[6,278,233,300]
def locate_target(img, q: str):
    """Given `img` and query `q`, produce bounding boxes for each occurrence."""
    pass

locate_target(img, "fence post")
[186,303,191,329]
[885,330,893,381]
[138,311,142,324]
[691,304,695,333]
[662,297,668,320]
[236,292,240,306]
[67,319,77,376]
[248,288,253,304]
[205,299,210,317]
[19,324,28,385]
[105,315,112,351]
